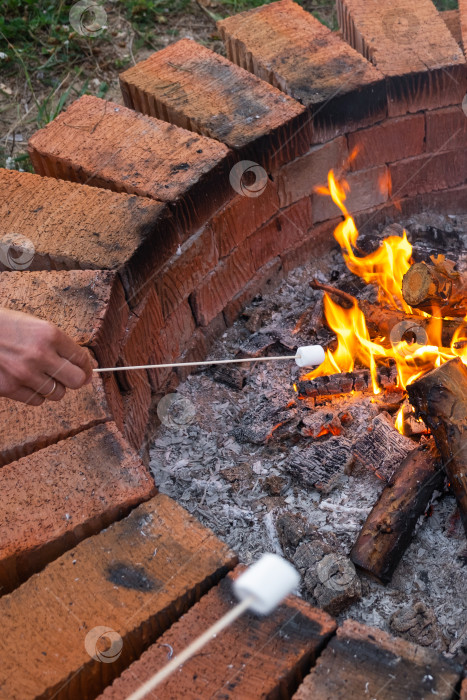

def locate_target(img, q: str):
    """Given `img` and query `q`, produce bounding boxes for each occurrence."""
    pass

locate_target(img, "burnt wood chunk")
[28,95,232,235]
[288,437,353,491]
[119,38,310,169]
[336,0,467,116]
[211,365,246,390]
[350,440,443,584]
[237,333,278,358]
[408,357,467,536]
[352,412,415,482]
[297,366,399,399]
[217,0,386,134]
[402,258,467,317]
[293,618,462,700]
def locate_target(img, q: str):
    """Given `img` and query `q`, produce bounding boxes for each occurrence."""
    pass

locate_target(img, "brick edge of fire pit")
[1,0,467,697]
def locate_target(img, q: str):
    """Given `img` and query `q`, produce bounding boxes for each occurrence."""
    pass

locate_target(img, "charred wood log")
[350,440,443,584]
[296,365,401,399]
[352,412,416,482]
[310,280,461,347]
[407,357,467,536]
[402,257,467,317]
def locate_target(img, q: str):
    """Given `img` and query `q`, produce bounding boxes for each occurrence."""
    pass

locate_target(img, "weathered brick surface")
[390,149,467,199]
[0,494,237,700]
[98,566,336,700]
[0,270,128,369]
[460,677,467,700]
[275,137,348,208]
[224,257,283,327]
[348,114,425,171]
[120,38,311,169]
[460,0,467,54]
[313,165,389,223]
[337,0,467,117]
[0,422,155,595]
[211,180,280,258]
[0,370,111,467]
[426,106,467,153]
[175,313,226,382]
[0,169,177,307]
[441,9,462,47]
[122,368,152,452]
[147,300,197,391]
[155,225,218,319]
[191,197,311,326]
[280,218,342,274]
[293,618,462,700]
[28,95,233,235]
[218,0,385,138]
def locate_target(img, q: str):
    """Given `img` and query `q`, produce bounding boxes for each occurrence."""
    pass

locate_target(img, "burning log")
[402,257,467,317]
[310,280,461,347]
[296,365,400,400]
[407,357,467,536]
[350,440,443,584]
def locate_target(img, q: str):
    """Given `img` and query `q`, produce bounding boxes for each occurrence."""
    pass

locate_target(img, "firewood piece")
[352,412,416,482]
[233,402,298,445]
[407,357,467,536]
[211,365,246,390]
[402,258,467,316]
[287,437,354,491]
[300,410,342,439]
[350,440,443,584]
[237,333,277,358]
[310,279,461,347]
[296,365,400,399]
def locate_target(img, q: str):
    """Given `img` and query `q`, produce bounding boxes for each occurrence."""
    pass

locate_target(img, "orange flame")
[306,171,467,391]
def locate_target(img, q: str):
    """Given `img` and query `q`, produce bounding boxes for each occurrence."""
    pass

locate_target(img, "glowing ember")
[305,171,467,391]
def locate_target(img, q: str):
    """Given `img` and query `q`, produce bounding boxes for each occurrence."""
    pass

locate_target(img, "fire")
[306,171,467,391]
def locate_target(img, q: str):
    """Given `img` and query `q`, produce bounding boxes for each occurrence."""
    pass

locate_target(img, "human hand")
[0,308,93,406]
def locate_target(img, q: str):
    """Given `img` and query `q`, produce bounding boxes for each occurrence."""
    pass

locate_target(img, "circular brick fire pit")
[0,1,467,698]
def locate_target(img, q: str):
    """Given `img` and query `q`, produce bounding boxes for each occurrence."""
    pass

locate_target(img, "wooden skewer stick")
[93,346,325,373]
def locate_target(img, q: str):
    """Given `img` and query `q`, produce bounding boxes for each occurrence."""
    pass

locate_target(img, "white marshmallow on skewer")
[295,345,326,368]
[233,553,301,614]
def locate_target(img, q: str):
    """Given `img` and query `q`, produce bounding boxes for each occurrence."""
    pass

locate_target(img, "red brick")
[0,370,111,467]
[337,0,467,117]
[390,149,467,199]
[122,367,152,452]
[120,38,310,170]
[460,0,467,54]
[461,677,467,700]
[147,301,197,391]
[0,494,237,700]
[218,0,386,135]
[280,218,342,274]
[223,257,283,327]
[211,180,280,258]
[155,225,218,319]
[191,198,311,326]
[28,95,233,235]
[293,618,461,700]
[98,566,336,700]
[441,9,463,47]
[275,137,348,208]
[0,422,155,595]
[0,270,128,369]
[348,114,425,171]
[175,313,226,382]
[426,106,467,153]
[313,165,389,223]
